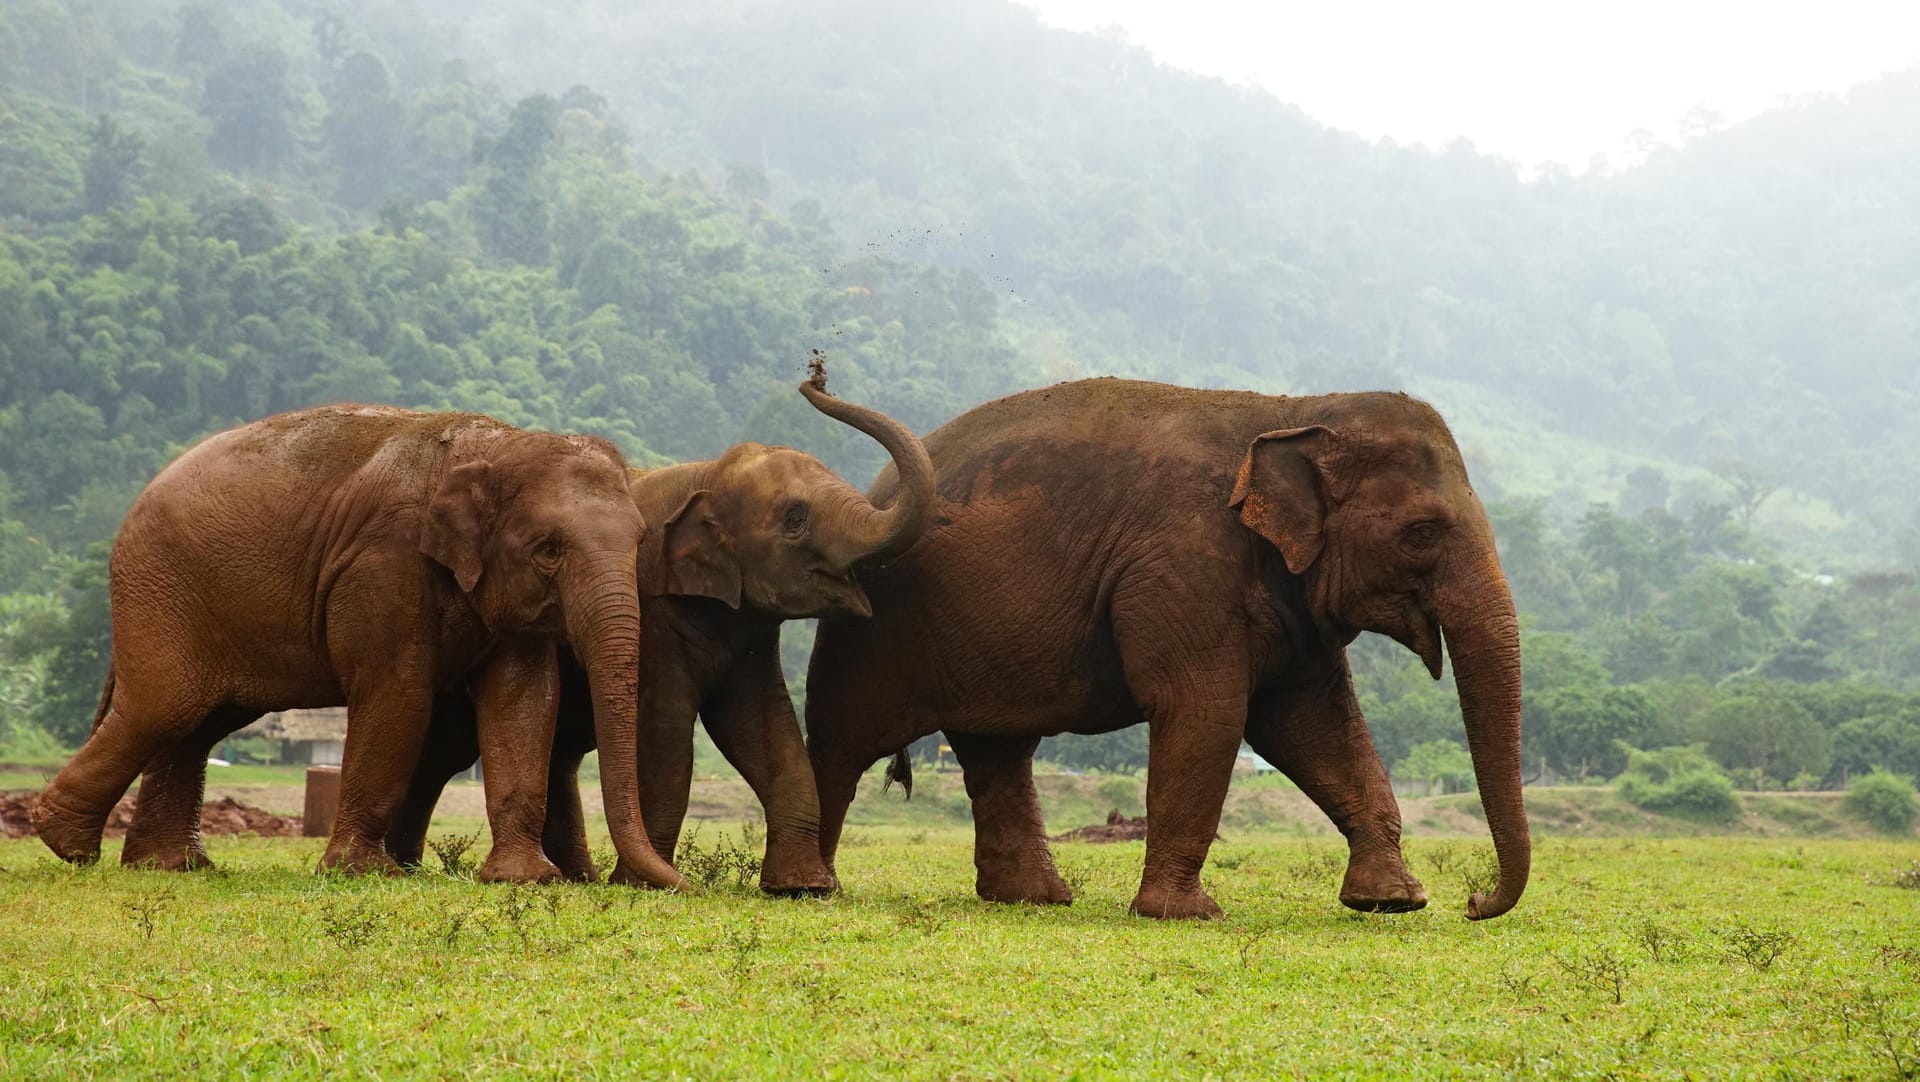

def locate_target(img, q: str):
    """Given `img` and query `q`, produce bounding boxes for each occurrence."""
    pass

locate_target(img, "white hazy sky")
[1026,0,1920,170]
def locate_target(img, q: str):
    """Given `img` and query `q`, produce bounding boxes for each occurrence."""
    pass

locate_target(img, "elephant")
[29,405,684,889]
[804,378,1529,920]
[382,376,934,891]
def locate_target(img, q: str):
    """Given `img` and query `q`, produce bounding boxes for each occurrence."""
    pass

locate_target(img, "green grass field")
[1,824,1915,1079]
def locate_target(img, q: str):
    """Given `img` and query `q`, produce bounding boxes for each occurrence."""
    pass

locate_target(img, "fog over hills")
[428,0,1920,569]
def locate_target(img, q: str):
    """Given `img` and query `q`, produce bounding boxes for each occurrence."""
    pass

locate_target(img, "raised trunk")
[1436,546,1530,920]
[798,380,935,564]
[566,557,686,890]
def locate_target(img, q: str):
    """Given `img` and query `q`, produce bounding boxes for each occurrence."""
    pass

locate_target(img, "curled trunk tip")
[797,380,935,564]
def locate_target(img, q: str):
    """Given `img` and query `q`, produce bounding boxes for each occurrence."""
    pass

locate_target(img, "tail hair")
[881,749,913,801]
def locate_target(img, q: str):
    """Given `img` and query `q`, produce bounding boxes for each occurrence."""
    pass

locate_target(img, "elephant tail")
[881,749,913,801]
[88,669,115,736]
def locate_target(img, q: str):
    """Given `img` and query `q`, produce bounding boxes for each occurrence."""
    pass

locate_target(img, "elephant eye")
[533,535,565,566]
[1402,521,1445,550]
[782,503,809,536]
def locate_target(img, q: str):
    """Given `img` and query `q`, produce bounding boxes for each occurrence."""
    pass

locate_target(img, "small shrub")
[1879,861,1920,890]
[676,825,763,890]
[719,919,765,983]
[1631,919,1687,963]
[428,832,480,877]
[319,898,381,950]
[1554,945,1634,1004]
[1720,926,1794,970]
[121,891,172,942]
[1614,744,1741,822]
[1842,769,1917,835]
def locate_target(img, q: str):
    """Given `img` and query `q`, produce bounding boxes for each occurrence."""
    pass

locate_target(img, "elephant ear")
[420,460,496,593]
[1229,426,1334,575]
[662,489,742,609]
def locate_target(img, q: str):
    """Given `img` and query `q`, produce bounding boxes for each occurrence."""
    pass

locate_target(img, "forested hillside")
[0,0,1916,799]
[442,0,1920,566]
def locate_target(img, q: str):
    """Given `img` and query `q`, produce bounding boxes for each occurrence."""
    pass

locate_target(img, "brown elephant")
[805,378,1528,920]
[383,377,933,891]
[29,405,683,889]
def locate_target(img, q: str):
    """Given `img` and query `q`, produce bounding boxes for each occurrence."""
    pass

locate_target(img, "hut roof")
[240,707,347,743]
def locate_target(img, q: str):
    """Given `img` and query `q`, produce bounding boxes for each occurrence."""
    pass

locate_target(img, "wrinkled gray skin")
[805,378,1528,920]
[385,380,935,890]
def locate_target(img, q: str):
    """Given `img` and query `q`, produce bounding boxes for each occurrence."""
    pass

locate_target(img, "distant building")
[238,708,346,766]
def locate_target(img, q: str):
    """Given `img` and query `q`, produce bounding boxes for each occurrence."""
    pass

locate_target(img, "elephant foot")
[477,847,564,884]
[1129,883,1223,920]
[319,838,404,877]
[1339,852,1429,914]
[121,839,214,872]
[977,864,1074,906]
[550,850,599,883]
[759,846,838,897]
[29,791,105,866]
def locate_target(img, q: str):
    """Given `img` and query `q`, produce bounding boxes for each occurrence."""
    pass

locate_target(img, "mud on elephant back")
[805,378,1529,921]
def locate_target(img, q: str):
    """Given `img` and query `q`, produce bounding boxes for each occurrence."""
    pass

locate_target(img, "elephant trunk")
[566,555,686,891]
[1435,541,1530,920]
[798,380,934,565]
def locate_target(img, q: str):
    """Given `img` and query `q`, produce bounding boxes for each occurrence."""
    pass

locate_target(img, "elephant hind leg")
[948,731,1072,906]
[122,706,261,871]
[541,744,595,881]
[33,685,223,866]
[385,694,478,870]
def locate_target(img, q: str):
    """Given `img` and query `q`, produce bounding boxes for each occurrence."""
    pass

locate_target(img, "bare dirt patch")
[0,791,303,839]
[1052,808,1150,843]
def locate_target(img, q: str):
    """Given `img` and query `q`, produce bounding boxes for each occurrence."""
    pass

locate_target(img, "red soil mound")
[0,791,302,839]
[1052,808,1150,843]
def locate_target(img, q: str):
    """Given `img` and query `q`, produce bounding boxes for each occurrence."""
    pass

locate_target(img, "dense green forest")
[0,0,1916,802]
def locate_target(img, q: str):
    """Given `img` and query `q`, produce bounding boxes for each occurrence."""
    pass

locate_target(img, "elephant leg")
[947,731,1071,906]
[385,693,479,870]
[1114,581,1245,920]
[33,681,221,867]
[1245,663,1426,913]
[122,707,259,871]
[541,740,595,881]
[322,659,436,876]
[701,637,834,895]
[809,739,892,885]
[470,642,564,884]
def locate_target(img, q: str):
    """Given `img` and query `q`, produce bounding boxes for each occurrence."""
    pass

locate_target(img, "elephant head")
[1229,397,1528,920]
[653,380,935,618]
[419,432,681,889]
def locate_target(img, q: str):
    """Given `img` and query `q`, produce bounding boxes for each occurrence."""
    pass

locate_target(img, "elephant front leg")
[470,642,565,884]
[702,642,835,895]
[1246,662,1425,913]
[947,731,1072,906]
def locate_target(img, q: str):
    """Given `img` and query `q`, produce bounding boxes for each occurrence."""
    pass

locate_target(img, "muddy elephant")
[805,378,1528,920]
[383,376,933,891]
[30,406,683,889]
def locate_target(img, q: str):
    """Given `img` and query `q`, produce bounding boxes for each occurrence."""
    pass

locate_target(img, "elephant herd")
[30,373,1530,921]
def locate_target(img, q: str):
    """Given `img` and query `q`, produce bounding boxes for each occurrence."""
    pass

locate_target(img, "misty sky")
[1028,0,1920,170]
